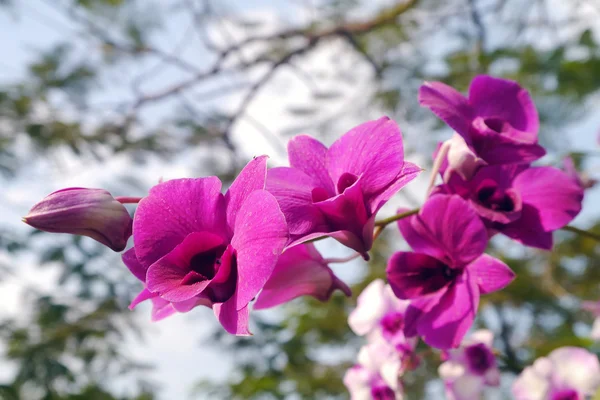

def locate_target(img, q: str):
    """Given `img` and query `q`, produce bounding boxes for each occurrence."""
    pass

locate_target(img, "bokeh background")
[1,0,600,399]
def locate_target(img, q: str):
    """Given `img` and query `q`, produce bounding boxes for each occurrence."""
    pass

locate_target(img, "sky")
[1,1,600,399]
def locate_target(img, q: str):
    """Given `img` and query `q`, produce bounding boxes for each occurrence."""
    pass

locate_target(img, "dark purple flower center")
[380,311,404,338]
[392,253,462,299]
[188,245,227,280]
[483,117,507,133]
[443,265,458,279]
[475,181,516,212]
[371,385,395,400]
[181,242,238,302]
[465,343,495,375]
[550,388,580,400]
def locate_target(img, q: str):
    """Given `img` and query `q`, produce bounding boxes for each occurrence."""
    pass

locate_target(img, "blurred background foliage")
[1,0,600,399]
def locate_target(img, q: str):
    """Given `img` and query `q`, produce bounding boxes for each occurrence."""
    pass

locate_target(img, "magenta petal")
[419,81,474,138]
[513,167,583,231]
[266,167,327,238]
[253,243,351,309]
[129,287,158,309]
[231,190,288,310]
[399,195,488,266]
[171,296,212,313]
[472,133,546,165]
[368,161,421,214]
[403,293,445,338]
[313,178,372,255]
[387,252,453,299]
[469,254,515,294]
[213,299,251,335]
[501,204,553,250]
[145,232,225,302]
[287,135,335,196]
[122,247,146,282]
[417,271,480,349]
[150,297,177,321]
[397,210,445,261]
[133,177,227,267]
[468,75,539,135]
[327,117,405,197]
[225,156,268,233]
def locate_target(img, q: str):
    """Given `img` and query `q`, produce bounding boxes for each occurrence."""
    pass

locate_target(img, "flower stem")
[374,208,420,227]
[115,196,143,204]
[561,225,600,242]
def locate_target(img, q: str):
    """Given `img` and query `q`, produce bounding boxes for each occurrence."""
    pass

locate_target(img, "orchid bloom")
[435,164,583,250]
[266,117,420,259]
[439,330,500,400]
[512,347,600,400]
[582,301,600,341]
[344,339,404,400]
[125,156,288,334]
[386,195,515,349]
[348,279,418,361]
[253,243,351,309]
[23,188,133,251]
[419,75,545,165]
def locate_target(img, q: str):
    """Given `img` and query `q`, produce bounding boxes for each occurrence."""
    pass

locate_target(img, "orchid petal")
[398,195,488,266]
[387,252,453,299]
[225,156,268,233]
[287,135,335,196]
[327,117,405,197]
[468,75,539,136]
[133,177,227,267]
[231,190,288,310]
[122,247,146,282]
[469,254,515,294]
[513,167,583,231]
[419,81,474,139]
[368,161,421,214]
[417,271,480,349]
[145,232,225,302]
[213,298,251,335]
[253,243,350,309]
[266,167,327,238]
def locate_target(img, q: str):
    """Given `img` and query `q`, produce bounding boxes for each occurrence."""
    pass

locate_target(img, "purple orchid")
[435,164,583,250]
[420,75,545,165]
[124,156,288,335]
[439,330,500,400]
[253,243,351,309]
[512,347,600,400]
[348,279,418,364]
[266,117,420,259]
[23,188,133,251]
[386,195,515,349]
[344,339,404,400]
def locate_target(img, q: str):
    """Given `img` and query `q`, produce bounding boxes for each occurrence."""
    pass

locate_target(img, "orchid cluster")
[23,74,598,399]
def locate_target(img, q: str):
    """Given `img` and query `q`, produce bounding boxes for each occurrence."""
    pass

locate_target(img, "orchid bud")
[444,134,485,181]
[23,188,133,251]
